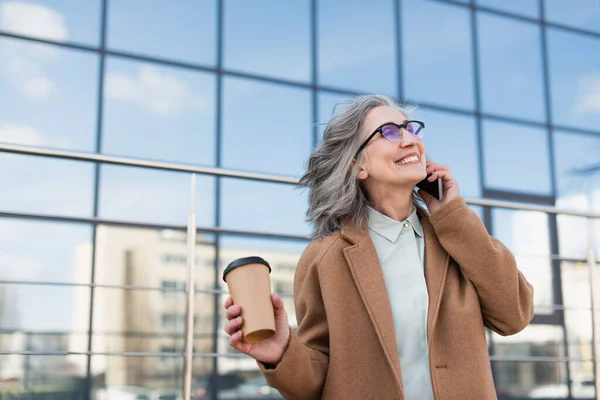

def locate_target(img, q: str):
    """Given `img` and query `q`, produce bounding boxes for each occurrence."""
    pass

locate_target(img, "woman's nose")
[400,130,418,146]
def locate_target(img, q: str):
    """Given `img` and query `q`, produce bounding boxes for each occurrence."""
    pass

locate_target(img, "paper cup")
[223,256,275,342]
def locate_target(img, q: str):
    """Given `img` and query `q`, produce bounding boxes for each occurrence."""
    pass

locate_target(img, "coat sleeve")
[257,242,330,399]
[429,197,535,336]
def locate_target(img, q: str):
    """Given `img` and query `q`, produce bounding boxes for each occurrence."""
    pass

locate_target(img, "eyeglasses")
[354,120,425,158]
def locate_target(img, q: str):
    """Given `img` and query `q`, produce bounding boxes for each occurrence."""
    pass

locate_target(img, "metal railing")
[1,142,599,396]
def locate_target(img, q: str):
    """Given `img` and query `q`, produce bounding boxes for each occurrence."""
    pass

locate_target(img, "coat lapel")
[341,226,403,395]
[418,211,450,343]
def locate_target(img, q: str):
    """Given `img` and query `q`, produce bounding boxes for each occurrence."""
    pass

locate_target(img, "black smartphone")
[416,174,443,201]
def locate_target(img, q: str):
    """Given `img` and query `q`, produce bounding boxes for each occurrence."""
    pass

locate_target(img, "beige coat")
[259,197,534,400]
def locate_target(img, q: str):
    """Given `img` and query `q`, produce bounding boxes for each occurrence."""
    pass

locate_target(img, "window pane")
[222,77,312,177]
[413,108,481,197]
[108,0,216,65]
[0,355,87,397]
[492,324,565,358]
[546,0,600,34]
[213,364,283,399]
[482,120,552,194]
[102,58,216,165]
[493,361,566,398]
[317,91,353,143]
[224,0,310,82]
[548,30,600,132]
[319,0,396,94]
[92,288,213,354]
[477,14,546,121]
[0,37,98,151]
[0,154,94,217]
[99,166,215,227]
[492,209,553,313]
[91,356,211,397]
[477,0,539,18]
[220,179,310,236]
[0,218,92,284]
[0,1,100,45]
[0,284,89,350]
[562,262,593,368]
[402,0,474,109]
[94,225,216,290]
[554,131,600,212]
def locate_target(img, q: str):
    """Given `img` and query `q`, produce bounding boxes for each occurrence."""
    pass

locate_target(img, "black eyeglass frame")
[354,120,425,158]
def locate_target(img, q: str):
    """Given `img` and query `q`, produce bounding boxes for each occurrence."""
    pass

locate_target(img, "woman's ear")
[351,158,368,180]
[356,163,368,180]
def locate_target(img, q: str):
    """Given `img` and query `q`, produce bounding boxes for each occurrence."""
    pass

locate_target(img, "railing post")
[183,174,197,399]
[587,218,599,399]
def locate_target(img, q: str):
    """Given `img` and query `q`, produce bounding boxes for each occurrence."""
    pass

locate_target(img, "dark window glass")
[413,108,481,198]
[547,29,600,132]
[224,0,310,82]
[107,0,216,65]
[477,0,539,18]
[546,0,600,34]
[482,120,552,195]
[477,14,546,121]
[221,77,312,177]
[402,0,474,109]
[319,0,396,94]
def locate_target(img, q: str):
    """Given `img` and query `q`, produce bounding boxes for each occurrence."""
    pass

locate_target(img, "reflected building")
[69,226,299,390]
[0,0,599,398]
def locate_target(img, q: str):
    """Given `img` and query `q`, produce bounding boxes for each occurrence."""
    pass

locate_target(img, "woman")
[224,95,534,400]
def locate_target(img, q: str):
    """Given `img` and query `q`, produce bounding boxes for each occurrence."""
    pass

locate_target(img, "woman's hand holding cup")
[224,294,291,365]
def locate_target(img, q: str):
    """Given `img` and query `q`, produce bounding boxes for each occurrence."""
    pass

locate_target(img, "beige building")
[69,225,300,390]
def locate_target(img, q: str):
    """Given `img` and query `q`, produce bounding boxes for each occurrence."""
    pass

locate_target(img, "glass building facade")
[0,0,599,399]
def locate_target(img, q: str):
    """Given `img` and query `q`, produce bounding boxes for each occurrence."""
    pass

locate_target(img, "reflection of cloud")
[105,67,208,117]
[0,1,68,42]
[0,2,67,100]
[575,74,600,114]
[23,75,54,99]
[0,124,46,146]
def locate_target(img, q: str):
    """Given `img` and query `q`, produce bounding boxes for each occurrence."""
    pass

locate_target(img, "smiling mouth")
[395,155,420,165]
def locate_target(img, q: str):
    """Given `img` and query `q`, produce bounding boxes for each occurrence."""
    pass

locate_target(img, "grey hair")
[299,94,422,239]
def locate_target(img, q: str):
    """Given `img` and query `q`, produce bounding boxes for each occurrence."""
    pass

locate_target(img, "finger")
[224,296,233,309]
[229,330,244,348]
[418,189,433,203]
[272,293,284,309]
[226,304,242,320]
[224,316,243,336]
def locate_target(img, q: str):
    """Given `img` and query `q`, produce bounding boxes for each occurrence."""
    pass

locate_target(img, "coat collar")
[340,207,449,386]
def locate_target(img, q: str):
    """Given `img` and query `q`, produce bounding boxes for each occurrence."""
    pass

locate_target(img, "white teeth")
[396,155,419,165]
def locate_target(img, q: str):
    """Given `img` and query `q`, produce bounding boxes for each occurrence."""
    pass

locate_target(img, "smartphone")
[416,174,443,201]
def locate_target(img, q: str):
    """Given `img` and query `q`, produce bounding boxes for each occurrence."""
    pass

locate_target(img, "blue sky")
[0,0,599,334]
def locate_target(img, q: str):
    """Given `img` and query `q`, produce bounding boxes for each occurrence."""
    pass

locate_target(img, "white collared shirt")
[367,206,434,400]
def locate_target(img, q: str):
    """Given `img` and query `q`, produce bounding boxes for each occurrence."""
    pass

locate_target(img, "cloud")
[0,124,46,146]
[23,75,54,99]
[105,67,209,117]
[0,2,67,101]
[575,74,600,114]
[0,1,68,43]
